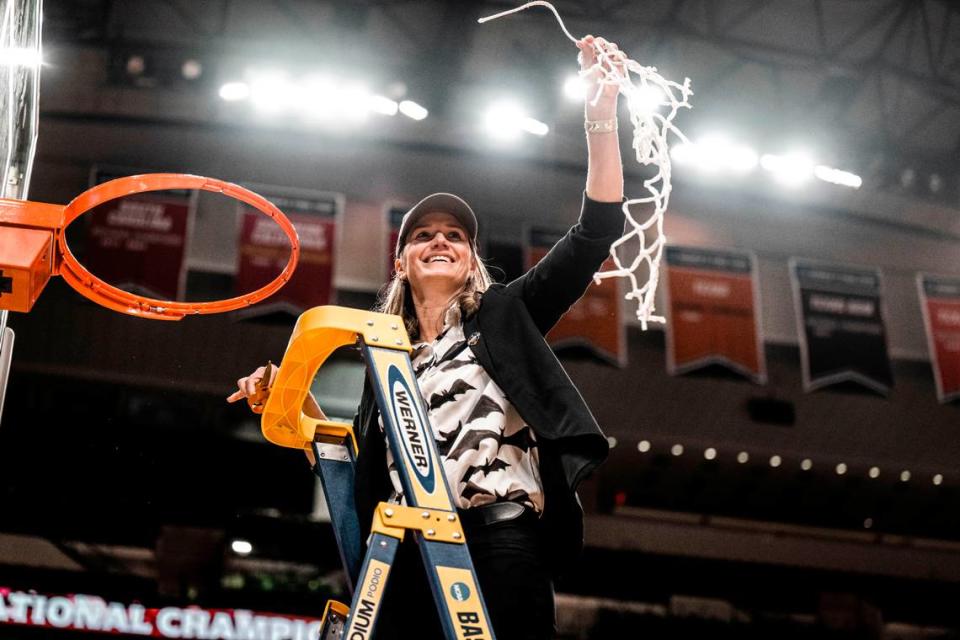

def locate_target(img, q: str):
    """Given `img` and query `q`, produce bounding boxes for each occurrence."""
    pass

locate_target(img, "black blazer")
[354,193,624,573]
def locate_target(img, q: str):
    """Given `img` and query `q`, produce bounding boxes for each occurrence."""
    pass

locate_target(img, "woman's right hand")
[226,363,277,412]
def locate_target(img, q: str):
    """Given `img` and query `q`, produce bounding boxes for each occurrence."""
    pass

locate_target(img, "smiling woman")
[378,193,492,343]
[230,35,628,640]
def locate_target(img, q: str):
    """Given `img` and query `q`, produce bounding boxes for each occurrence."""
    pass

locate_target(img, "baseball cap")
[395,193,478,256]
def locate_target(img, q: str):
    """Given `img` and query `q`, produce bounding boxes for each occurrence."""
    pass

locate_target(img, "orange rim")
[58,173,300,320]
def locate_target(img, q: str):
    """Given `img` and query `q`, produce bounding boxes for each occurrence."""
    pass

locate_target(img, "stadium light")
[522,117,549,136]
[368,95,399,116]
[760,152,814,186]
[672,135,758,174]
[249,72,296,113]
[231,539,253,556]
[219,81,250,102]
[563,75,586,101]
[814,165,862,189]
[399,100,429,121]
[484,101,536,142]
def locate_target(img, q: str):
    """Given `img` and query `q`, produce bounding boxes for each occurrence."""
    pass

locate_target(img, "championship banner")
[663,246,765,383]
[83,168,193,300]
[917,274,960,403]
[525,227,625,366]
[0,587,321,640]
[790,259,893,395]
[236,185,342,314]
[386,203,408,280]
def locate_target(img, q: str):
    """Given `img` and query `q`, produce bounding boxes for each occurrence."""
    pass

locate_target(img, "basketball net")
[480,1,692,329]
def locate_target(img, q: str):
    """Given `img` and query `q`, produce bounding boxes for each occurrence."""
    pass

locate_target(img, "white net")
[479,1,693,329]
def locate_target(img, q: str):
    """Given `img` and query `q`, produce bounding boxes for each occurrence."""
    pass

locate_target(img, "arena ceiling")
[43,0,960,178]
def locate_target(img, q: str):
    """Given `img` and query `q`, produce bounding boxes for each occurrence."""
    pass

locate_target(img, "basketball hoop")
[0,173,300,320]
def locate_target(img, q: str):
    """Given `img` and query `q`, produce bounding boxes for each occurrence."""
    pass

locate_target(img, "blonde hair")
[376,244,494,340]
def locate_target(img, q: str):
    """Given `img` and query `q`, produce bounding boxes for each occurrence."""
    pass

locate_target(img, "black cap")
[395,193,478,256]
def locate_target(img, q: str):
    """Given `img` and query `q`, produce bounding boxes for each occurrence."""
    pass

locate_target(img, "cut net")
[479,1,692,329]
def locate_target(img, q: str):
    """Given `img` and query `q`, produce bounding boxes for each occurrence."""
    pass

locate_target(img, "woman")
[230,35,626,640]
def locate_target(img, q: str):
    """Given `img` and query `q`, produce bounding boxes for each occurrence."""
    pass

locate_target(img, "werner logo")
[387,365,436,493]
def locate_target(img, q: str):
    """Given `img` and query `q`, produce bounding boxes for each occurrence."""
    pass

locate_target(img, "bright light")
[339,85,373,121]
[836,462,847,475]
[670,444,684,457]
[484,101,527,142]
[231,540,253,556]
[0,47,42,67]
[522,117,549,136]
[769,455,782,468]
[606,436,618,448]
[250,72,296,113]
[672,135,758,174]
[900,470,911,482]
[368,95,399,116]
[219,82,250,102]
[628,84,665,114]
[671,142,695,165]
[182,59,203,80]
[300,80,372,121]
[300,76,340,116]
[563,75,586,101]
[760,152,814,186]
[704,447,717,460]
[736,451,749,464]
[637,440,651,453]
[800,458,813,471]
[933,473,943,486]
[814,165,862,189]
[399,100,429,121]
[868,466,880,479]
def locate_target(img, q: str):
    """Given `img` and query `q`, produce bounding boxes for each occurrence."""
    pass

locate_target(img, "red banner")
[83,170,192,300]
[664,246,766,383]
[236,187,341,315]
[525,228,625,367]
[918,274,960,403]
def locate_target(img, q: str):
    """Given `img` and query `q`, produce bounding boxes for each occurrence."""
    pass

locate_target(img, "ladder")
[255,306,496,640]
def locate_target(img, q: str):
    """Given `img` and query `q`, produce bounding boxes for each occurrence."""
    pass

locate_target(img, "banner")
[664,246,765,383]
[790,259,893,395]
[917,274,960,403]
[525,227,625,366]
[236,186,342,315]
[0,587,321,639]
[83,168,193,300]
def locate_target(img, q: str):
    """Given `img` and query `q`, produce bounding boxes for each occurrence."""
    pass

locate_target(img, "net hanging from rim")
[479,1,693,329]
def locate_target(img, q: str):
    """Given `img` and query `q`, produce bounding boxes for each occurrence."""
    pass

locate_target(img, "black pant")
[373,514,556,640]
